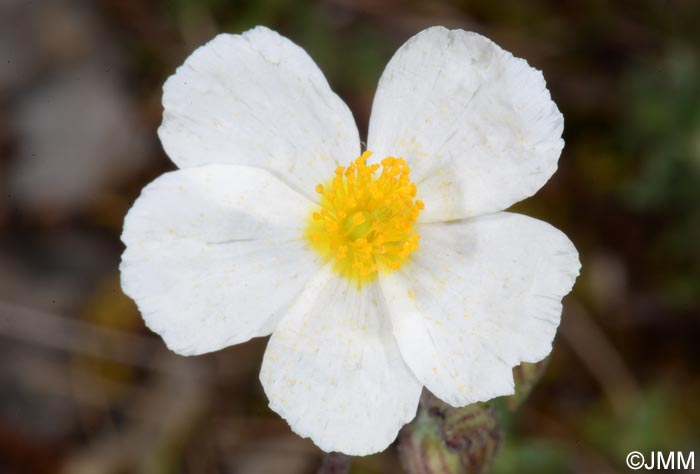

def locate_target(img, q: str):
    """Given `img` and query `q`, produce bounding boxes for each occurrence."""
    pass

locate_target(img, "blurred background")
[1,0,699,473]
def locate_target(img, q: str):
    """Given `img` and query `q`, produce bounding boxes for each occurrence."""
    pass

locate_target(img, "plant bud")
[399,392,501,474]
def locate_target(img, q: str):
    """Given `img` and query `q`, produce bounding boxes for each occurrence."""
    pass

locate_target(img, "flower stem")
[317,452,352,474]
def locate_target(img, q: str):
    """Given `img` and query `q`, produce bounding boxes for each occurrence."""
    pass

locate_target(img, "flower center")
[305,151,423,285]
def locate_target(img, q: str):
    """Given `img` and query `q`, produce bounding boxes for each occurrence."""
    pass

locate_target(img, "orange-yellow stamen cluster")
[305,151,424,285]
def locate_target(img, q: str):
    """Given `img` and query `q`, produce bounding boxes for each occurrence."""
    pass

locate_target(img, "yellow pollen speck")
[305,151,423,286]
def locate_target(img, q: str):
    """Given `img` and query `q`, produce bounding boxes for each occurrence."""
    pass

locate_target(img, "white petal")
[120,165,321,355]
[260,266,422,455]
[379,212,579,406]
[368,27,564,221]
[159,26,360,199]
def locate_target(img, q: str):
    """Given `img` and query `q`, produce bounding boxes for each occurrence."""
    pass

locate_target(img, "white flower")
[120,26,580,455]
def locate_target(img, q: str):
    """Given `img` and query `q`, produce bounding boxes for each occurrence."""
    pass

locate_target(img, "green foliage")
[490,439,571,474]
[621,47,700,308]
[582,387,697,460]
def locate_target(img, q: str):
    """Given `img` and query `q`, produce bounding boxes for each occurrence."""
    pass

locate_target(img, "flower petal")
[159,26,360,199]
[260,266,422,455]
[120,164,321,355]
[379,212,579,406]
[367,27,564,221]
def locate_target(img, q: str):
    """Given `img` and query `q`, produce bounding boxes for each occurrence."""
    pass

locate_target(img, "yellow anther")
[304,151,423,286]
[335,245,347,260]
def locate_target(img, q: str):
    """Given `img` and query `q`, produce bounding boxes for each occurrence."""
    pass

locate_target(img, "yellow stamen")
[304,151,423,286]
